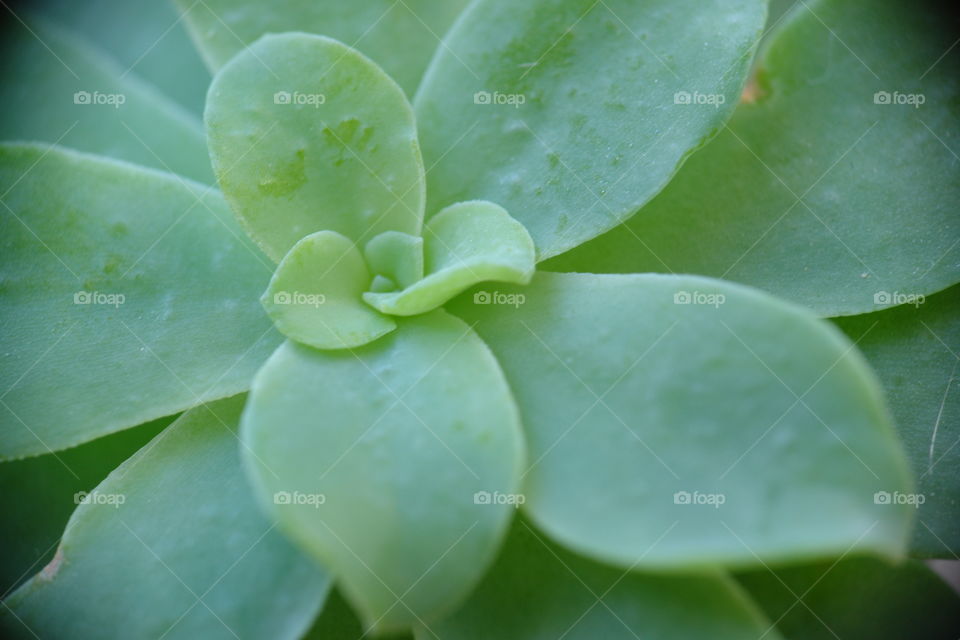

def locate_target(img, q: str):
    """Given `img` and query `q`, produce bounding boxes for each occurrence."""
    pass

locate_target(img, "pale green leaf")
[1,396,331,640]
[364,201,535,316]
[175,0,471,96]
[737,557,960,639]
[834,285,960,556]
[29,0,210,115]
[364,231,424,290]
[414,0,767,259]
[0,144,278,459]
[240,312,526,633]
[449,272,913,569]
[262,231,396,350]
[419,517,782,640]
[547,0,960,316]
[0,18,212,183]
[0,416,170,594]
[205,33,425,262]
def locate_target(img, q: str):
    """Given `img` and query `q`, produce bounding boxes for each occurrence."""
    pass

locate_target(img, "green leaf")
[414,0,767,259]
[737,557,960,639]
[0,18,212,184]
[834,285,960,556]
[364,201,535,316]
[0,144,278,459]
[205,32,426,262]
[420,517,782,640]
[0,416,171,595]
[240,312,526,633]
[175,0,471,96]
[262,231,396,350]
[1,396,331,640]
[547,0,960,316]
[29,0,211,115]
[449,272,913,569]
[364,231,424,290]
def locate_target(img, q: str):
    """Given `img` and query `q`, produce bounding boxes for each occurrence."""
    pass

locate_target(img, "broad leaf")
[1,396,331,640]
[738,557,960,639]
[0,144,278,459]
[414,0,767,259]
[176,0,470,96]
[262,231,396,350]
[206,33,425,262]
[364,201,535,316]
[449,272,913,569]
[548,0,960,316]
[0,416,170,595]
[420,517,782,640]
[29,0,211,115]
[0,18,212,183]
[834,285,960,556]
[241,312,526,633]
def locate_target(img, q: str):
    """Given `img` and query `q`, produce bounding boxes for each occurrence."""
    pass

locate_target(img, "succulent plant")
[1,0,958,638]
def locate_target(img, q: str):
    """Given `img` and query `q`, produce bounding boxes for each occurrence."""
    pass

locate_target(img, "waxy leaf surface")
[241,312,525,632]
[0,18,212,183]
[415,0,767,259]
[549,0,960,316]
[206,33,425,262]
[262,231,396,350]
[0,144,278,459]
[450,272,913,569]
[364,201,535,316]
[176,0,470,96]
[834,285,960,556]
[1,396,331,640]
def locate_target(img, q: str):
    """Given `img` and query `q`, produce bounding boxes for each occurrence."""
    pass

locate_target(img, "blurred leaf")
[449,272,913,570]
[0,17,212,183]
[1,396,331,640]
[414,0,766,259]
[206,33,425,262]
[302,587,414,640]
[737,557,960,639]
[547,0,960,316]
[21,0,210,115]
[241,312,526,633]
[834,286,960,556]
[364,201,535,316]
[175,0,470,96]
[0,415,171,595]
[262,231,396,350]
[420,517,782,640]
[0,144,278,459]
